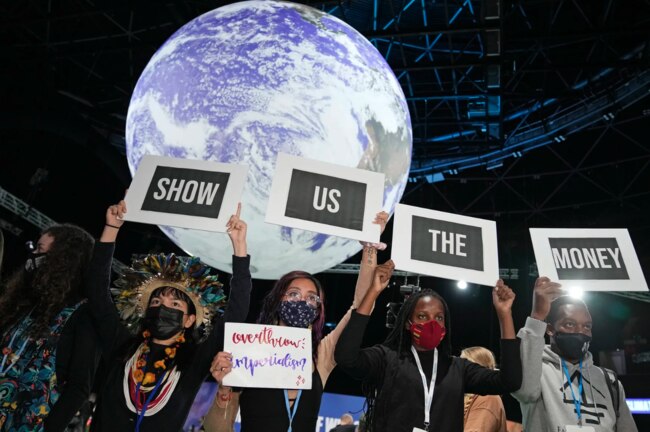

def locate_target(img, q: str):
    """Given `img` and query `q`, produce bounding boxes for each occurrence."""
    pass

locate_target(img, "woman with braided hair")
[0,223,98,431]
[84,200,252,431]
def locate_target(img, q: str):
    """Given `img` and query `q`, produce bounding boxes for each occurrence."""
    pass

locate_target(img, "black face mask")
[143,305,186,340]
[554,332,592,360]
[24,252,47,273]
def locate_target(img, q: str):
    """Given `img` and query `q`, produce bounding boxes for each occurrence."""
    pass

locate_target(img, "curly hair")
[362,289,452,430]
[0,224,94,338]
[257,270,326,364]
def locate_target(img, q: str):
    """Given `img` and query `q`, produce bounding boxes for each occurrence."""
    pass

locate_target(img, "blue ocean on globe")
[126,0,412,279]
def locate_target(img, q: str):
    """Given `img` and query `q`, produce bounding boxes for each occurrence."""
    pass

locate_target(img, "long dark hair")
[119,286,198,372]
[363,289,452,429]
[257,270,326,363]
[0,224,94,338]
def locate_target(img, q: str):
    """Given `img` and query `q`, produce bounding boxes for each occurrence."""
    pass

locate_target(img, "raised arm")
[334,262,394,380]
[84,201,130,356]
[316,212,388,383]
[223,203,251,324]
[512,277,564,402]
[465,281,522,394]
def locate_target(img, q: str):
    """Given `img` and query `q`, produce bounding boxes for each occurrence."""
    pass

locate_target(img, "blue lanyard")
[561,359,583,426]
[283,389,303,432]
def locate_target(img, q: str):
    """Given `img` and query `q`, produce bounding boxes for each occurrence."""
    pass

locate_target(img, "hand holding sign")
[226,203,247,257]
[531,277,565,321]
[374,211,389,234]
[210,351,233,385]
[492,279,516,317]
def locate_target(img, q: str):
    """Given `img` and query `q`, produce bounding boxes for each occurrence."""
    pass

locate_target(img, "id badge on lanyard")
[411,346,438,432]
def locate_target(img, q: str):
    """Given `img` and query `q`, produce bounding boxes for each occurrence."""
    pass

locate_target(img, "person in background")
[329,413,356,432]
[0,223,99,431]
[205,212,389,432]
[84,201,251,431]
[335,262,521,432]
[461,346,507,432]
[512,276,638,431]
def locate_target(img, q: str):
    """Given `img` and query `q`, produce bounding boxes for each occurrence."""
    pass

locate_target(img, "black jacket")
[334,311,522,432]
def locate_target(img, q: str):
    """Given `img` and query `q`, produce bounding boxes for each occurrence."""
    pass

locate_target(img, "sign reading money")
[530,228,648,291]
[223,323,312,390]
[124,155,248,232]
[265,153,385,242]
[391,204,499,286]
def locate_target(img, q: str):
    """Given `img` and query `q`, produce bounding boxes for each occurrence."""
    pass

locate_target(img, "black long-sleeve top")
[334,311,522,432]
[85,242,251,432]
[44,303,101,431]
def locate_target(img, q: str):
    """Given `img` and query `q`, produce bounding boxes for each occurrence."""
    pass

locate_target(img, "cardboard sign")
[530,228,648,291]
[265,153,384,242]
[222,323,312,390]
[391,204,499,286]
[124,155,247,232]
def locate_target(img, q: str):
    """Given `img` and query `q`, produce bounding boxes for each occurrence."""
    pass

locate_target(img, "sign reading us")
[285,170,366,230]
[392,204,499,287]
[266,154,384,243]
[530,228,648,292]
[124,155,248,232]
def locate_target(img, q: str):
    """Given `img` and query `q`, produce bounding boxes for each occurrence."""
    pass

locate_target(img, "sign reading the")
[124,155,247,232]
[392,204,499,286]
[530,228,648,291]
[266,153,384,242]
[222,323,312,390]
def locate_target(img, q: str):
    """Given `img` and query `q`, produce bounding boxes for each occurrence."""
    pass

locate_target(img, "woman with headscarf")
[84,200,251,431]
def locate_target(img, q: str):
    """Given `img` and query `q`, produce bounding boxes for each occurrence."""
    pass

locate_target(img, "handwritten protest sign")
[222,323,312,389]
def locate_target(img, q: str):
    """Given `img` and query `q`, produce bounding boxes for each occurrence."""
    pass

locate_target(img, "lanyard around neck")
[561,359,584,426]
[411,346,438,431]
[283,389,303,432]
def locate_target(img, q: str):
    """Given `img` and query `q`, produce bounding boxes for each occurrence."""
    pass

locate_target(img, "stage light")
[457,280,468,290]
[568,287,584,299]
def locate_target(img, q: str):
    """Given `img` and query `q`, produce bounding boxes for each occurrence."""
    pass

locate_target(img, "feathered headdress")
[111,253,226,342]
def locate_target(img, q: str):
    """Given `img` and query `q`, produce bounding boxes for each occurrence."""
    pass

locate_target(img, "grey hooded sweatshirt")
[512,317,637,432]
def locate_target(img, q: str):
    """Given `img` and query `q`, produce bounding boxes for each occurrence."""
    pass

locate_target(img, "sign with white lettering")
[391,204,499,286]
[124,155,248,232]
[530,228,648,291]
[223,323,312,389]
[265,153,384,242]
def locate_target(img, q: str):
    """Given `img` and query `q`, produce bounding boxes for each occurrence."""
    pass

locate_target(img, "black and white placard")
[124,155,248,232]
[530,228,648,291]
[265,153,384,242]
[391,204,499,286]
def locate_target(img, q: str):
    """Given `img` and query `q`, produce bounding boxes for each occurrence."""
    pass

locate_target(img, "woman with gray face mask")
[0,223,98,431]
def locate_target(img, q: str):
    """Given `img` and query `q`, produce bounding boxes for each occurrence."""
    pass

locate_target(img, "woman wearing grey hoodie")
[512,277,637,432]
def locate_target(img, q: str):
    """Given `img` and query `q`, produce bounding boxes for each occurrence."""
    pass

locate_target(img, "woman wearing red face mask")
[335,261,521,432]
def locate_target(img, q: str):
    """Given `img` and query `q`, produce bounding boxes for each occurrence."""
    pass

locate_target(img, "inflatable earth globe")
[125,0,412,279]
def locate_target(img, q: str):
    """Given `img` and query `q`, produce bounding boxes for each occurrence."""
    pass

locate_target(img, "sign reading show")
[265,153,384,243]
[530,228,648,291]
[124,155,248,232]
[223,323,312,390]
[392,204,499,286]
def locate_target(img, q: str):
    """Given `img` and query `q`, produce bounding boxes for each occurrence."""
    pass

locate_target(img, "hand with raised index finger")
[226,203,247,257]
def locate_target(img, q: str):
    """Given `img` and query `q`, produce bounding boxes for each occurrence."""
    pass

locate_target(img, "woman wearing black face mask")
[334,262,522,432]
[204,212,389,432]
[84,200,252,432]
[0,224,98,431]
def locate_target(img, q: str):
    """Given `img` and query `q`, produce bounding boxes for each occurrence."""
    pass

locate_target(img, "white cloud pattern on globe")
[126,0,412,279]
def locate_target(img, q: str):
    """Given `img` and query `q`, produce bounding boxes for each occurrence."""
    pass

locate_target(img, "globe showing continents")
[126,0,412,279]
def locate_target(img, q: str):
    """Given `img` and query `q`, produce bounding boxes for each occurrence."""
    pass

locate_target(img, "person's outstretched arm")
[317,212,388,384]
[84,201,130,357]
[223,203,251,324]
[464,281,522,395]
[334,262,394,380]
[511,277,564,403]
